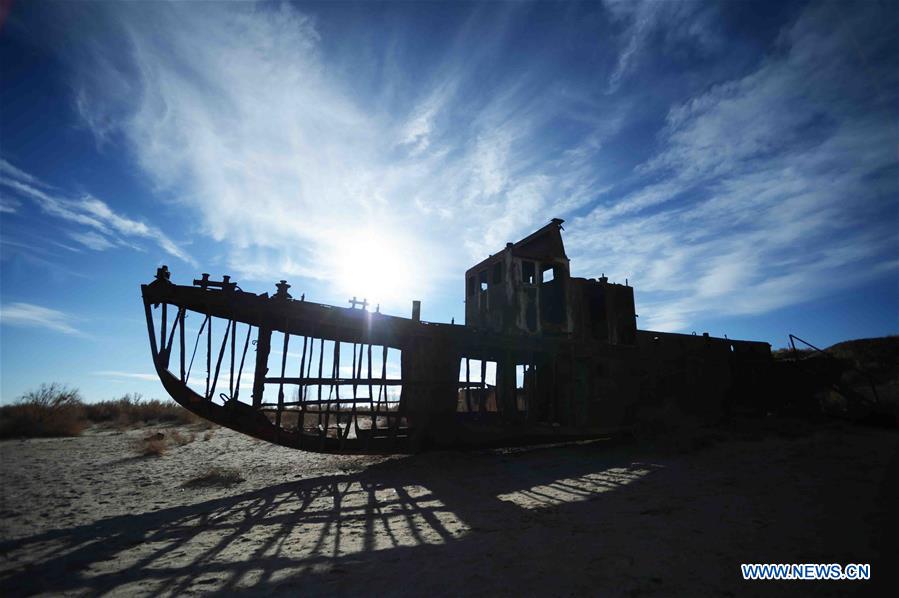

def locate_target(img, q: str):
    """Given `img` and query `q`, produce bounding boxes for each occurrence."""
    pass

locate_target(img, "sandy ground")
[0,420,896,597]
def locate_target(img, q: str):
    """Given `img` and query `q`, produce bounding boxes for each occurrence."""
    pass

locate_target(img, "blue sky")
[0,0,896,403]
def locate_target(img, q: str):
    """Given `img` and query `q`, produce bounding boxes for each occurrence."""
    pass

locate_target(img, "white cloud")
[0,165,193,264]
[92,371,158,381]
[0,196,20,213]
[59,1,613,309]
[36,0,896,331]
[398,85,451,156]
[0,159,49,188]
[603,0,719,93]
[67,230,115,251]
[2,178,105,229]
[573,1,898,331]
[0,302,81,335]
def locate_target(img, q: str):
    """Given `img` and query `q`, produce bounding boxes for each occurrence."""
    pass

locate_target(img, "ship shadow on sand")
[2,436,896,596]
[0,441,662,596]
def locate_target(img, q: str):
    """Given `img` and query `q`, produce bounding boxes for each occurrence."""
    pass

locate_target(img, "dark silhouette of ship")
[142,219,772,453]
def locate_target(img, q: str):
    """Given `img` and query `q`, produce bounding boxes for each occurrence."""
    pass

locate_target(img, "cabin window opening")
[583,284,607,341]
[540,264,566,325]
[514,363,535,413]
[524,288,538,332]
[457,358,498,413]
[492,261,503,284]
[522,261,536,285]
[479,270,488,292]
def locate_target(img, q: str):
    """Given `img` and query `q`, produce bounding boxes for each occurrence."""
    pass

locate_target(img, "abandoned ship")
[142,218,773,453]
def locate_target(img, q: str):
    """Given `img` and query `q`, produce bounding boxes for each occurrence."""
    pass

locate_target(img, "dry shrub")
[0,386,217,439]
[0,384,86,439]
[84,394,203,427]
[771,347,814,360]
[132,427,196,456]
[138,436,168,457]
[182,466,245,488]
[203,430,215,441]
[169,429,196,446]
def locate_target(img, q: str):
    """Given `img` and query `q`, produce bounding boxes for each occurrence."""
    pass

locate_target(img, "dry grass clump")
[0,384,86,439]
[138,434,168,457]
[182,466,245,488]
[133,428,197,456]
[169,429,196,446]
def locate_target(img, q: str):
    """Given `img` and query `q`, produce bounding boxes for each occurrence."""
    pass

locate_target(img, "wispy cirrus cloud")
[0,158,50,189]
[603,0,720,93]
[92,371,158,382]
[0,160,193,263]
[0,302,81,335]
[571,1,898,330]
[42,0,898,330]
[57,1,614,307]
[0,195,20,214]
[67,230,114,251]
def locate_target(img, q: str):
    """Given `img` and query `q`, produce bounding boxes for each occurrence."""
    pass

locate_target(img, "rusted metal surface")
[142,220,773,453]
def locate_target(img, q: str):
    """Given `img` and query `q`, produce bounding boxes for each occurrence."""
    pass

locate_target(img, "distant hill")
[771,335,897,423]
[825,336,898,385]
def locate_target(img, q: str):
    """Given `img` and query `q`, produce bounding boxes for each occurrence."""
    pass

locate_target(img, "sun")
[330,229,419,310]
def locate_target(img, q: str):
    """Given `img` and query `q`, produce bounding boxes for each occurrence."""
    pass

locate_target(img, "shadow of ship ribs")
[0,444,658,596]
[2,429,896,597]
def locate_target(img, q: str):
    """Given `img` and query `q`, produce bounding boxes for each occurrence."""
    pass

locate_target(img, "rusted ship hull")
[142,273,629,454]
[142,275,771,454]
[142,220,772,454]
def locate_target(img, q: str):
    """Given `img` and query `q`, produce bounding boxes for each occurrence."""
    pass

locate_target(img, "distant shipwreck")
[142,219,774,453]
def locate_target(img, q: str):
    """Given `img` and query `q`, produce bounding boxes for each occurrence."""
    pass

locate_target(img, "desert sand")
[0,420,896,596]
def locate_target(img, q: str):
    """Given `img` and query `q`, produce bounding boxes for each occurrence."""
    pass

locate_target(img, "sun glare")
[330,229,419,310]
